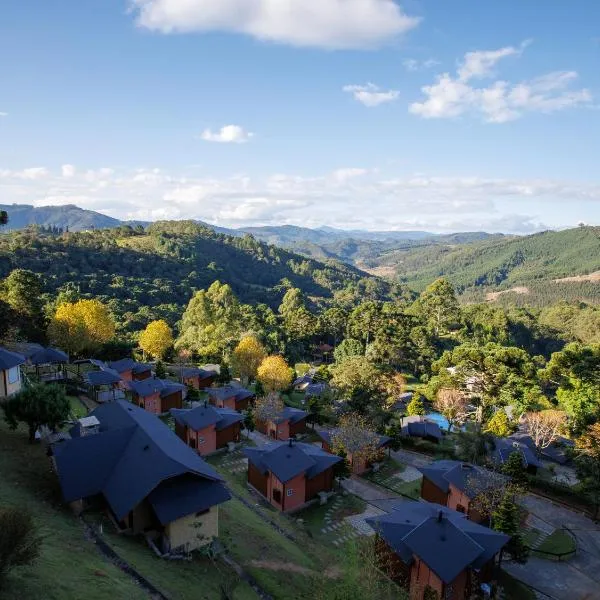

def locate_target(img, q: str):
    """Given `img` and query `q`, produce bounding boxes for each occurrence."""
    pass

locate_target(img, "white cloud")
[343,83,400,107]
[403,58,439,72]
[2,164,599,233]
[61,164,76,178]
[129,0,420,50]
[0,112,7,117]
[410,42,592,122]
[13,167,50,180]
[200,125,254,143]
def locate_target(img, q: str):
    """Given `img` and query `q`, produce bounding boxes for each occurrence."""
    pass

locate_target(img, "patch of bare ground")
[249,561,340,579]
[553,271,600,283]
[356,263,398,278]
[486,286,530,301]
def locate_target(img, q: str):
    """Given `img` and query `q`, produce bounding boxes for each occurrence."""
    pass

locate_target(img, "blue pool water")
[424,412,466,432]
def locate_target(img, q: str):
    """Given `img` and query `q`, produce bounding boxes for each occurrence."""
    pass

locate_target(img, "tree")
[541,342,600,389]
[575,423,600,520]
[332,448,352,481]
[154,360,166,379]
[501,451,528,487]
[256,355,293,393]
[0,507,42,588]
[434,388,468,431]
[413,278,460,336]
[484,409,514,437]
[176,281,244,360]
[278,287,316,356]
[331,413,380,463]
[523,410,566,455]
[231,335,266,385]
[216,363,231,385]
[243,407,255,438]
[318,307,348,347]
[254,392,284,423]
[557,379,600,434]
[138,319,173,360]
[406,393,426,416]
[1,269,44,320]
[333,338,364,363]
[329,356,383,414]
[0,210,8,226]
[379,372,407,410]
[492,490,529,565]
[3,384,70,443]
[456,423,493,465]
[47,299,115,355]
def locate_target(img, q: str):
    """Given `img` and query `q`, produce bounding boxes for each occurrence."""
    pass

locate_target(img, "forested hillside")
[366,226,600,304]
[0,221,401,335]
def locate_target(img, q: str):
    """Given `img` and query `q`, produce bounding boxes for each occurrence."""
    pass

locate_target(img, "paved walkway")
[390,448,433,469]
[341,475,400,504]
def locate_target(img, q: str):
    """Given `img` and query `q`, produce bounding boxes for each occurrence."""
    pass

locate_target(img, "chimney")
[437,510,443,522]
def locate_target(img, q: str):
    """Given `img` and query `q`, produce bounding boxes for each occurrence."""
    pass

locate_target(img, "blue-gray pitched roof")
[171,405,243,432]
[492,437,544,469]
[243,441,342,483]
[85,369,122,386]
[419,460,498,498]
[53,401,229,522]
[273,407,308,425]
[107,358,138,373]
[407,421,442,440]
[305,383,327,396]
[366,502,508,584]
[0,347,26,370]
[209,386,254,403]
[127,378,186,399]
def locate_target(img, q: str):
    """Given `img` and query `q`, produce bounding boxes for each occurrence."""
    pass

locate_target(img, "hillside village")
[1,223,600,600]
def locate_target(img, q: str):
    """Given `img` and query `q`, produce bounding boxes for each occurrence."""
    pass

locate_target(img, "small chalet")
[171,366,217,390]
[256,407,308,441]
[317,428,391,474]
[419,460,505,524]
[171,403,244,456]
[51,401,230,555]
[506,431,573,466]
[0,347,25,399]
[305,383,328,398]
[401,416,443,443]
[9,343,69,383]
[244,440,342,512]
[491,436,543,474]
[367,502,508,600]
[293,374,313,392]
[127,378,187,415]
[208,386,255,411]
[84,369,125,403]
[107,358,152,382]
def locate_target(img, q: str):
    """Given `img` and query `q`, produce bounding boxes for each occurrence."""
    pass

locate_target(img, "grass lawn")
[497,570,537,600]
[67,395,88,419]
[282,391,305,409]
[536,529,576,557]
[364,458,422,499]
[0,419,147,600]
[295,493,366,538]
[523,527,543,548]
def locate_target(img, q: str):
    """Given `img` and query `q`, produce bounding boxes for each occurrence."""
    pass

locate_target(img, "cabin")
[400,416,443,443]
[107,359,152,382]
[127,378,187,415]
[491,436,543,474]
[305,383,328,398]
[171,404,244,456]
[367,502,508,600]
[244,439,342,512]
[0,347,25,399]
[293,374,313,392]
[84,369,125,403]
[51,401,230,556]
[170,366,217,390]
[419,460,503,524]
[256,407,308,441]
[507,431,573,466]
[208,386,255,411]
[8,343,69,383]
[317,428,391,475]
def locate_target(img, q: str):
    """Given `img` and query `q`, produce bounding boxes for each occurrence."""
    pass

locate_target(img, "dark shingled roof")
[85,369,122,386]
[25,346,68,365]
[244,441,342,484]
[273,407,308,425]
[407,421,443,440]
[209,386,254,402]
[0,347,26,370]
[127,378,186,399]
[132,363,152,374]
[419,460,501,498]
[305,383,327,397]
[508,432,572,465]
[107,358,138,373]
[53,401,230,522]
[366,502,508,584]
[492,437,544,469]
[171,405,244,432]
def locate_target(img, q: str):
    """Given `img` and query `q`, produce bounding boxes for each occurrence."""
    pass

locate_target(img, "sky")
[0,0,599,233]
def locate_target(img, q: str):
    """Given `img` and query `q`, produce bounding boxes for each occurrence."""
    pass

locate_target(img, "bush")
[0,507,42,587]
[295,363,311,376]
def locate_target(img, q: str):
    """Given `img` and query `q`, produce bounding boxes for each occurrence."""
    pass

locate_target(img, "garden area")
[363,457,422,499]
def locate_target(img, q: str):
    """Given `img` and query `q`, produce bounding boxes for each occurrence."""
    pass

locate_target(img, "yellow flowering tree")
[231,335,267,385]
[48,299,115,355]
[256,355,293,393]
[139,320,174,360]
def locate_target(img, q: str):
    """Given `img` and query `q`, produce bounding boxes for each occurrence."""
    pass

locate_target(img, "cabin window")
[286,488,294,497]
[272,489,282,504]
[7,367,19,384]
[198,437,205,445]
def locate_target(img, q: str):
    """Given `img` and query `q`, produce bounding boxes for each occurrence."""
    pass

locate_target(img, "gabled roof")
[492,437,543,469]
[53,401,230,522]
[0,347,26,370]
[406,421,443,440]
[293,375,313,386]
[305,383,327,396]
[243,441,342,484]
[107,358,138,373]
[85,369,122,386]
[273,407,308,425]
[171,405,244,432]
[508,432,572,465]
[25,346,68,365]
[209,386,254,402]
[132,363,152,374]
[127,378,186,399]
[419,460,499,498]
[6,342,44,360]
[170,366,216,379]
[366,502,508,584]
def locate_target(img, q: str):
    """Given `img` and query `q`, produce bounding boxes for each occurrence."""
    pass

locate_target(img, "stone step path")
[331,528,361,546]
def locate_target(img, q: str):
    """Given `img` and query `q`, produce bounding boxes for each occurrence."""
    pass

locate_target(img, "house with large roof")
[316,428,391,474]
[0,347,25,398]
[51,400,230,555]
[170,366,217,390]
[208,385,255,411]
[171,403,244,456]
[84,368,125,403]
[7,342,68,383]
[107,358,152,382]
[256,406,308,441]
[127,378,187,415]
[505,431,573,466]
[419,460,506,524]
[491,436,544,474]
[400,416,443,443]
[244,440,342,512]
[367,502,509,600]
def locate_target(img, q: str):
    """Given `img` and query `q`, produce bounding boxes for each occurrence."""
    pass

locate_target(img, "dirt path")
[249,560,340,579]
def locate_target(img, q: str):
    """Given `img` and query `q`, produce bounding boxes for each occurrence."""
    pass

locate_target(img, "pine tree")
[492,491,529,564]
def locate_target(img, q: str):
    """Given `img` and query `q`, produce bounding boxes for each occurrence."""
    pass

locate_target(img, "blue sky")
[0,0,599,232]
